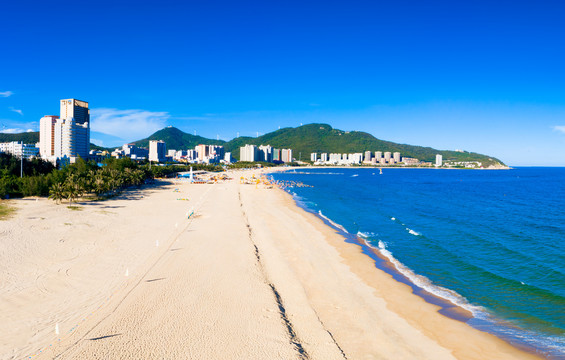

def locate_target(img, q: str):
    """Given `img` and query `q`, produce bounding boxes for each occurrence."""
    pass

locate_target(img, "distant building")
[258,145,273,162]
[281,149,293,163]
[272,148,281,162]
[0,141,39,158]
[196,144,209,161]
[364,151,372,162]
[375,151,382,161]
[403,157,420,166]
[310,153,317,162]
[122,144,148,160]
[393,152,401,163]
[384,152,392,162]
[350,153,363,164]
[149,140,166,162]
[435,154,443,167]
[240,144,258,162]
[167,149,177,157]
[321,153,328,162]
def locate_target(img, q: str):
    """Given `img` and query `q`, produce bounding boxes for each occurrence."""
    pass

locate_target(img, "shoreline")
[0,171,545,359]
[266,168,548,358]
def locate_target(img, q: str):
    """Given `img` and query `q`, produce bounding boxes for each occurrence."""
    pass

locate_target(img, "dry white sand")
[0,172,540,359]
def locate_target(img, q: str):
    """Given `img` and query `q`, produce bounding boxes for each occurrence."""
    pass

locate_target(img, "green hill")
[223,123,505,166]
[2,124,506,167]
[0,131,39,144]
[133,126,225,150]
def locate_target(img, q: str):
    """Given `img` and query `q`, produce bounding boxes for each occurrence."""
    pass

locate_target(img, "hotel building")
[40,99,90,161]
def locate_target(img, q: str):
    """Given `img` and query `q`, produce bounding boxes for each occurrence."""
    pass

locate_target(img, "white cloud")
[10,108,23,116]
[1,128,27,134]
[553,126,565,134]
[90,108,169,141]
[0,91,13,97]
[91,138,104,146]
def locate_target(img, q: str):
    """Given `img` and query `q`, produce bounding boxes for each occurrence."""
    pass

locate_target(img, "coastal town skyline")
[2,0,564,167]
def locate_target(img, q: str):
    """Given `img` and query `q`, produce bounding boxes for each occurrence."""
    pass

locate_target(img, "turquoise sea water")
[271,167,565,358]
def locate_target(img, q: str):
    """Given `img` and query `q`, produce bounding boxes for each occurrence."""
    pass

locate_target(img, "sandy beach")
[0,170,541,359]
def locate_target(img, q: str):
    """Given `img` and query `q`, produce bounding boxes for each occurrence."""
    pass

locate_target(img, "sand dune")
[0,172,540,359]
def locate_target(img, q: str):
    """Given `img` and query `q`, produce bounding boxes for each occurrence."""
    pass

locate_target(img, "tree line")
[0,153,224,203]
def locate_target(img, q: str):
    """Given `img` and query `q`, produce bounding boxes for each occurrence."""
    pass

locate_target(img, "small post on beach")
[55,323,59,335]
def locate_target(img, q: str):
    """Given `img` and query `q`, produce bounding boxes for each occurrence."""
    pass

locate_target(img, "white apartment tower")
[39,115,59,157]
[281,149,293,163]
[240,144,258,162]
[149,140,166,162]
[393,152,401,163]
[435,154,443,167]
[310,153,317,162]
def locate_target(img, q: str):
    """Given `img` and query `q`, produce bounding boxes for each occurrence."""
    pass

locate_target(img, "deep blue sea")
[271,167,565,358]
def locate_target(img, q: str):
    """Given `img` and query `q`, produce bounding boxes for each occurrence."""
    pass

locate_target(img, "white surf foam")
[318,211,349,233]
[357,231,378,239]
[391,217,396,221]
[359,238,484,316]
[406,228,421,236]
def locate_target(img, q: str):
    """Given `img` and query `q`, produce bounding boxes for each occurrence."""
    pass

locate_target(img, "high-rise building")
[149,140,166,162]
[40,99,90,161]
[435,154,443,167]
[281,149,293,163]
[39,115,59,157]
[240,144,258,162]
[364,151,372,162]
[384,152,392,162]
[321,153,328,162]
[60,99,90,125]
[196,144,209,161]
[393,152,401,163]
[310,153,317,162]
[272,148,281,162]
[375,151,382,161]
[258,145,273,162]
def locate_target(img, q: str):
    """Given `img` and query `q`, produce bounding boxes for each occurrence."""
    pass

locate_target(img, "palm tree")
[93,173,106,197]
[64,175,80,206]
[48,182,65,205]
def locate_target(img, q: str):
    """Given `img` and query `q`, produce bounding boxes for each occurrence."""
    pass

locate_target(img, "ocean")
[270,167,565,358]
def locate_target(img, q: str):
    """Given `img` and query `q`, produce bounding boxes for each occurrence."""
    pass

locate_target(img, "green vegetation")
[134,127,226,150]
[126,124,506,167]
[0,201,16,220]
[0,155,144,201]
[222,124,506,167]
[0,131,39,144]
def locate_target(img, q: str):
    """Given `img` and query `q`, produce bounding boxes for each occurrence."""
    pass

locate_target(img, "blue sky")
[1,0,564,165]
